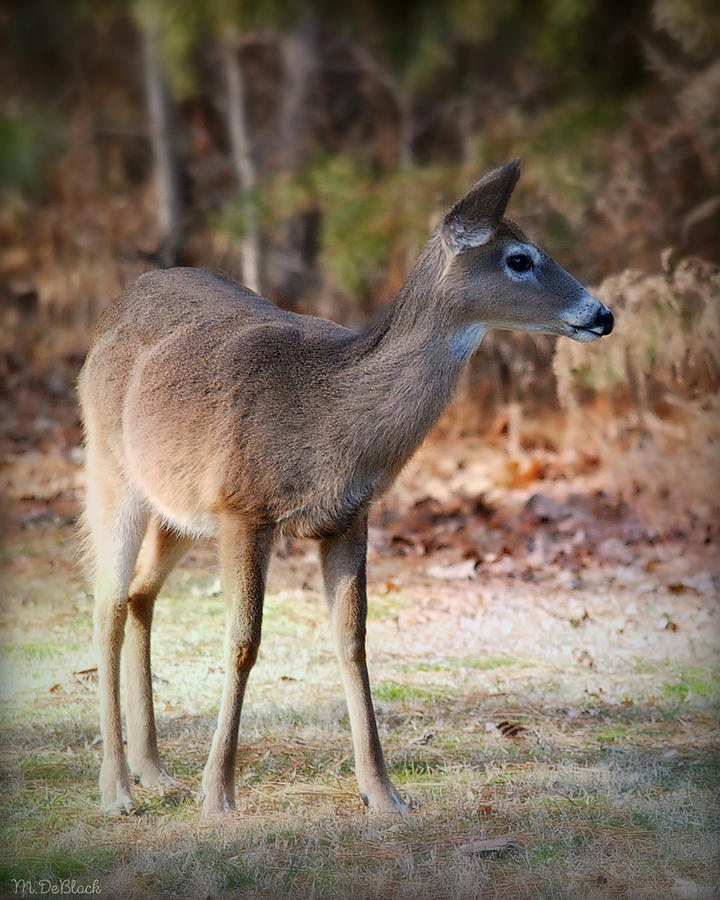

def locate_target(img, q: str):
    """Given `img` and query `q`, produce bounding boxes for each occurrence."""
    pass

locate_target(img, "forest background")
[1,0,719,524]
[0,1,719,898]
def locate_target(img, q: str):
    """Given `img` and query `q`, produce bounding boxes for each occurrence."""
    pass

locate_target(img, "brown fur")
[78,161,612,817]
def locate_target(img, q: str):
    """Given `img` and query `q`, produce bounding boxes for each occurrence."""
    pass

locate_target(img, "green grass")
[1,523,718,899]
[661,668,720,703]
[367,591,410,620]
[0,847,117,884]
[407,654,521,673]
[0,642,63,660]
[374,680,454,703]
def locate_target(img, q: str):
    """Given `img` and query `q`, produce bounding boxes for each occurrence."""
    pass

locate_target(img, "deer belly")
[276,478,376,539]
[123,430,220,537]
[122,384,223,536]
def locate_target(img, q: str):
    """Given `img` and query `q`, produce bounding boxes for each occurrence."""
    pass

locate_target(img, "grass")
[405,655,521,673]
[0,523,718,899]
[661,668,720,704]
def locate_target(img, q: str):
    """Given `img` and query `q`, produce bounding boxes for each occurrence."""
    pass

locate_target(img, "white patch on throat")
[449,323,486,361]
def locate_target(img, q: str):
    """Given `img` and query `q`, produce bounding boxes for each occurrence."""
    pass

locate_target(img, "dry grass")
[553,255,720,531]
[1,469,718,900]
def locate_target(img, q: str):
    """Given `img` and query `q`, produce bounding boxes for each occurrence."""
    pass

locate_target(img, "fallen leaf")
[455,836,521,856]
[526,530,557,567]
[427,558,478,580]
[73,667,98,686]
[597,537,635,565]
[501,459,544,489]
[409,732,434,746]
[486,555,517,576]
[488,412,508,436]
[525,494,576,522]
[496,720,526,738]
[569,609,590,628]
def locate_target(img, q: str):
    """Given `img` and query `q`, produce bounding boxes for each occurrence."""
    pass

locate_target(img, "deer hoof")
[157,770,182,790]
[364,785,408,815]
[200,796,237,821]
[130,762,181,790]
[101,783,135,815]
[200,782,237,820]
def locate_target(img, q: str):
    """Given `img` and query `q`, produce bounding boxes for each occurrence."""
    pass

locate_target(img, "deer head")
[440,159,613,359]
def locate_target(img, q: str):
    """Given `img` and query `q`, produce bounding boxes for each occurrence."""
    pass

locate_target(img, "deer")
[78,159,613,818]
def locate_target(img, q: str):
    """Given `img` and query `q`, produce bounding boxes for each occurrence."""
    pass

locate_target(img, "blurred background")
[1,0,718,534]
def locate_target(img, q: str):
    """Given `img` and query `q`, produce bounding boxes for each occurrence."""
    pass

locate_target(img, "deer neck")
[338,237,485,479]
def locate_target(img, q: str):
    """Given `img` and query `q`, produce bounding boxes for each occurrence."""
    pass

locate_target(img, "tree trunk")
[278,26,316,169]
[141,25,183,267]
[395,88,414,171]
[267,25,321,307]
[221,33,261,294]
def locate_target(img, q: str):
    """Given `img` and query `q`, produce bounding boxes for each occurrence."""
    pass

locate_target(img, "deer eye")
[506,253,535,273]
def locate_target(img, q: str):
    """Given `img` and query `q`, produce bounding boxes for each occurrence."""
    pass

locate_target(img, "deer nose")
[594,307,614,335]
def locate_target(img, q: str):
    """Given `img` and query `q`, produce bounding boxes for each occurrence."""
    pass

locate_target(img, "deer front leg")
[319,516,407,814]
[201,515,273,818]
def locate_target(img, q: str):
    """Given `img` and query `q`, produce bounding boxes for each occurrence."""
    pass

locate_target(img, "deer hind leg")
[319,516,407,814]
[124,516,193,788]
[201,513,274,818]
[85,460,149,814]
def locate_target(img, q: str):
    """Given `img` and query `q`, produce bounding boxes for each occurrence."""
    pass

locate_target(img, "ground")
[0,420,718,899]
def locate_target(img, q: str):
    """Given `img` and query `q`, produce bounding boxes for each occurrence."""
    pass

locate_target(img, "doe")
[79,160,613,817]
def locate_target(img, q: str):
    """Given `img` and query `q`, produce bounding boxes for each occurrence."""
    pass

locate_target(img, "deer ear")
[442,158,521,254]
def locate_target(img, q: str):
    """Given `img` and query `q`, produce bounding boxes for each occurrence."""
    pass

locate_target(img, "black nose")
[594,307,614,335]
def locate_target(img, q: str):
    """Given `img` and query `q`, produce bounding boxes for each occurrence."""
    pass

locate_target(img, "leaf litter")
[1,384,719,898]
